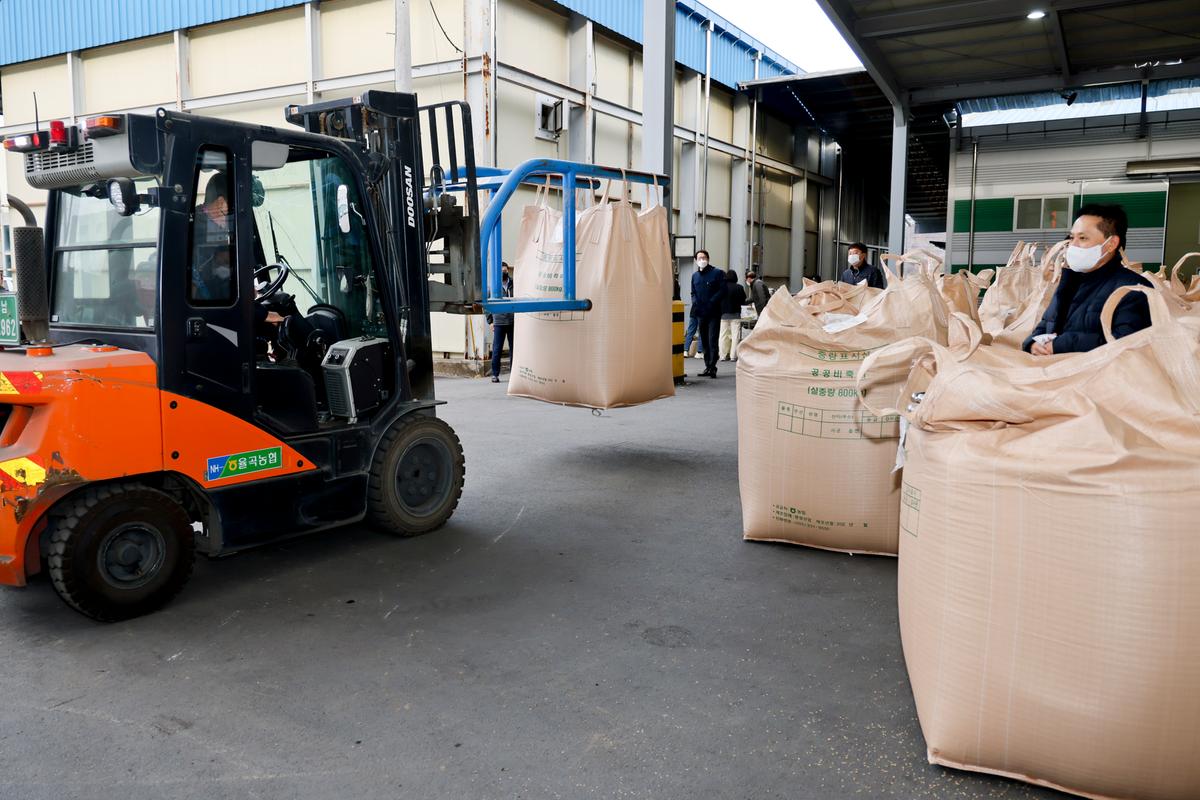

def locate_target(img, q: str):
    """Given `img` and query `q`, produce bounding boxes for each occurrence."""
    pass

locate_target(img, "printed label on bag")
[515,366,568,387]
[900,483,921,537]
[771,504,873,532]
[776,402,900,440]
[796,345,880,362]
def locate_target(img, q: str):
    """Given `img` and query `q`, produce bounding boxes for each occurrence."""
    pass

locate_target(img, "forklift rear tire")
[369,414,465,536]
[45,483,195,622]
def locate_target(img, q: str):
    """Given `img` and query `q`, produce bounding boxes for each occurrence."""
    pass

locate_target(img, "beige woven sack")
[507,178,674,408]
[858,286,1200,800]
[978,241,1040,335]
[736,263,948,555]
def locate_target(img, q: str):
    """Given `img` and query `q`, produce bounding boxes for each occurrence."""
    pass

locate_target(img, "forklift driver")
[191,172,284,330]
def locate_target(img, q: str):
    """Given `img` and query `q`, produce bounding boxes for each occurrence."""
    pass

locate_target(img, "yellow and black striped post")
[672,300,686,384]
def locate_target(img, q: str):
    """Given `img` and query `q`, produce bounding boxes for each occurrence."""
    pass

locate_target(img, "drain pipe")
[834,143,843,281]
[967,137,979,270]
[699,19,713,249]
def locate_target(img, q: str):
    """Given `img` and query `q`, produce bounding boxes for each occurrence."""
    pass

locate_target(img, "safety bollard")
[672,300,685,385]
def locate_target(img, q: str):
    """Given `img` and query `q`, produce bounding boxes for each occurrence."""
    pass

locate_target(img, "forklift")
[0,91,667,621]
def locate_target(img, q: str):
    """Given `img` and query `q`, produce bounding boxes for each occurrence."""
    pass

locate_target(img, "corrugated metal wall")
[0,0,308,66]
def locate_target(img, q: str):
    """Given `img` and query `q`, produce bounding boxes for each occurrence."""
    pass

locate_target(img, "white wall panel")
[1,56,71,124]
[81,36,176,114]
[189,8,307,97]
[498,0,568,85]
[320,0,394,78]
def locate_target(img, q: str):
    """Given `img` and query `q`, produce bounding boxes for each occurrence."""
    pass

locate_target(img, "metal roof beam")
[909,59,1200,105]
[1047,10,1072,82]
[813,0,905,109]
[856,0,1133,39]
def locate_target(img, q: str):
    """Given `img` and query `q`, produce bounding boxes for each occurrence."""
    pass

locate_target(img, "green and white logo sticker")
[206,446,283,482]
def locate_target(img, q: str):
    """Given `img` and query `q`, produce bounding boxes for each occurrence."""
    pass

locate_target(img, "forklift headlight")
[106,178,139,217]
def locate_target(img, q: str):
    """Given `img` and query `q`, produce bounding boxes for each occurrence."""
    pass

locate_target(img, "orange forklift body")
[0,345,314,586]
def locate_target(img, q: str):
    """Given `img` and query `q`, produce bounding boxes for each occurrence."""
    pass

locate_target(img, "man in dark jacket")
[1023,204,1151,355]
[488,262,515,382]
[690,249,727,378]
[839,242,886,289]
[747,271,770,315]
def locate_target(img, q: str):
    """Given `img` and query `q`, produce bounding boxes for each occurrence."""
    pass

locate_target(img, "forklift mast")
[285,91,482,398]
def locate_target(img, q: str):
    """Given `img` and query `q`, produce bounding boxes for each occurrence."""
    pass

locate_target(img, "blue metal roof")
[0,0,801,90]
[552,0,801,88]
[0,0,308,67]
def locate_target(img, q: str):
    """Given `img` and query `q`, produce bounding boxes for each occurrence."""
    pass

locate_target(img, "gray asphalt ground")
[0,365,1062,800]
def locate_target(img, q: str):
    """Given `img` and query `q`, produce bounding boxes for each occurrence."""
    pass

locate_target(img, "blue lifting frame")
[451,159,670,314]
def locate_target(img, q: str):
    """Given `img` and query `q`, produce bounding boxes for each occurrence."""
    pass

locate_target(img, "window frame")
[1013,194,1074,233]
[186,146,240,309]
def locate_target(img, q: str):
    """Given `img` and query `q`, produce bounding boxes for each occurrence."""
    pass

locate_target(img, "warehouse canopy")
[815,0,1200,107]
[740,69,950,226]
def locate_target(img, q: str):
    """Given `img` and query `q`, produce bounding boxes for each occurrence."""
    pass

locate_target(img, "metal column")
[463,0,495,360]
[393,0,412,93]
[789,132,807,287]
[567,13,595,164]
[887,105,909,256]
[640,0,675,183]
[699,20,713,248]
[729,93,751,276]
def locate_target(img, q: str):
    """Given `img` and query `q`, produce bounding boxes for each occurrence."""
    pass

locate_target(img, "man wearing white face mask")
[839,242,885,289]
[690,249,727,377]
[1023,203,1151,355]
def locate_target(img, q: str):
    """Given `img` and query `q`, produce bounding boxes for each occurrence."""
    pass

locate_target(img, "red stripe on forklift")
[2,372,42,394]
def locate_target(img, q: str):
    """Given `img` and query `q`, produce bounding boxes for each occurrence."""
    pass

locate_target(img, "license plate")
[0,295,19,345]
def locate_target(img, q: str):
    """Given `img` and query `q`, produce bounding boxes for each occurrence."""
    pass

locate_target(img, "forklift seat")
[255,363,320,435]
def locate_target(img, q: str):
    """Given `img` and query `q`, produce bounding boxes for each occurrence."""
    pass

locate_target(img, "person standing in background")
[690,250,727,378]
[746,271,769,316]
[839,242,885,289]
[719,270,747,362]
[488,262,515,383]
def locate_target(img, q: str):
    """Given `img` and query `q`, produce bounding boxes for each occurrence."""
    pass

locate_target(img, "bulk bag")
[737,264,948,555]
[507,179,674,409]
[936,268,993,324]
[858,286,1200,800]
[977,241,1040,335]
[985,240,1068,349]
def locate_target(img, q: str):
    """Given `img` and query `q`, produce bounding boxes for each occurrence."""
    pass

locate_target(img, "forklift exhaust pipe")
[6,195,50,344]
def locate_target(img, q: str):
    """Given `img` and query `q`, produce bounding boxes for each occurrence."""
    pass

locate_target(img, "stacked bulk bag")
[507,179,674,409]
[737,261,949,555]
[858,286,1200,800]
[985,240,1068,349]
[936,268,993,324]
[977,241,1040,335]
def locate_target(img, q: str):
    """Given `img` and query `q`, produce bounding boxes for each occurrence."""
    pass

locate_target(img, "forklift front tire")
[369,415,465,536]
[45,483,195,622]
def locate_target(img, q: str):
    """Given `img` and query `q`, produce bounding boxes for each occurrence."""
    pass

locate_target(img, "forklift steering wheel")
[254,262,291,301]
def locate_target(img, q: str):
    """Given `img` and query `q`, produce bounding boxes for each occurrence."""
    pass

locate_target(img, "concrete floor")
[0,367,1062,800]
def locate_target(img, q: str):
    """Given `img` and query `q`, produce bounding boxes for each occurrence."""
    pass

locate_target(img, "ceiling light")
[1027,10,1047,19]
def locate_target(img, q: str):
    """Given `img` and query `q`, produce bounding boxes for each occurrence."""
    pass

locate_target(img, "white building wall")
[0,0,816,355]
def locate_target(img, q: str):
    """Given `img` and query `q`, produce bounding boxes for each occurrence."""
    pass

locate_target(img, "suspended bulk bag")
[507,180,674,409]
[858,286,1200,800]
[736,263,948,555]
